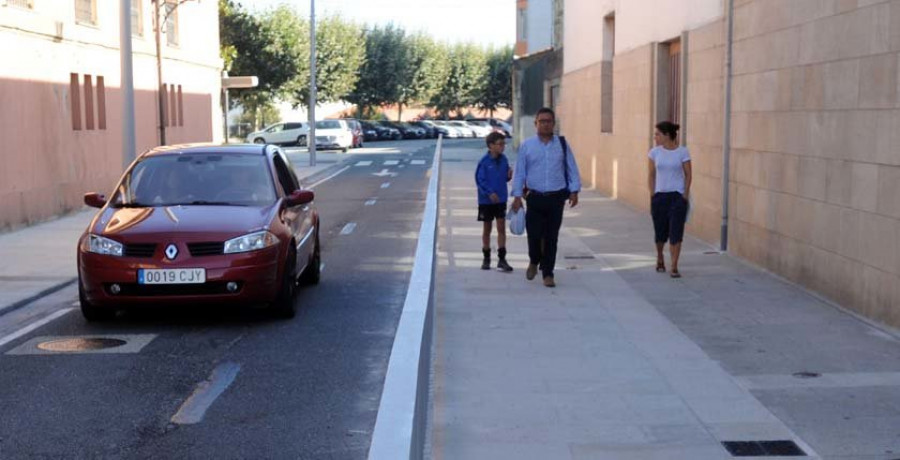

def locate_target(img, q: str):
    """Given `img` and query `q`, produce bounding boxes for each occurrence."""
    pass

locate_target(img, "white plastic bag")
[507,206,525,235]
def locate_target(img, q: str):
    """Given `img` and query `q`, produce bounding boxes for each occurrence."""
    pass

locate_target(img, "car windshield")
[316,120,341,130]
[110,153,276,207]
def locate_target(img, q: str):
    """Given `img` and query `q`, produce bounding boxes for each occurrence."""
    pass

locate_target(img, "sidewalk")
[429,145,900,459]
[0,158,342,316]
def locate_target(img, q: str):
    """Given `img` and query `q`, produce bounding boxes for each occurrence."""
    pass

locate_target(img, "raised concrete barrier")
[367,136,442,460]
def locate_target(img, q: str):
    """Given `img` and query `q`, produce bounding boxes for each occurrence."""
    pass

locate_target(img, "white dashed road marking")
[410,160,425,165]
[384,160,399,166]
[381,182,391,189]
[355,161,373,166]
[308,166,350,189]
[171,362,241,425]
[365,199,377,206]
[341,223,357,235]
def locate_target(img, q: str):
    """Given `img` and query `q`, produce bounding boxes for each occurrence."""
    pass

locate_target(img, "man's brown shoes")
[526,264,538,280]
[543,276,556,288]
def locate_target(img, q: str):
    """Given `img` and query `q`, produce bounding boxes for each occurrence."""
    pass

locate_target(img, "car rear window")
[112,153,276,207]
[316,120,341,130]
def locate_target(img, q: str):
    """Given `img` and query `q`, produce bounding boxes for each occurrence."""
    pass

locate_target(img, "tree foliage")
[478,46,513,116]
[219,5,513,120]
[289,15,366,106]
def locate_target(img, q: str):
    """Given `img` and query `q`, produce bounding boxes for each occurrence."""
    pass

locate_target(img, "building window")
[668,41,681,125]
[177,85,184,126]
[164,1,178,46]
[84,74,94,130]
[601,14,615,134]
[75,0,97,25]
[169,83,177,126]
[97,76,106,129]
[6,0,35,9]
[655,39,682,129]
[131,0,143,36]
[160,84,169,126]
[70,73,82,131]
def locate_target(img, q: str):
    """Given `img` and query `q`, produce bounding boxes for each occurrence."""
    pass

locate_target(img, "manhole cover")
[37,338,128,352]
[792,371,821,379]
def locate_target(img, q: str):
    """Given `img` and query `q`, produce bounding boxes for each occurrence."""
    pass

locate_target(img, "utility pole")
[308,0,317,166]
[120,0,136,168]
[152,0,166,145]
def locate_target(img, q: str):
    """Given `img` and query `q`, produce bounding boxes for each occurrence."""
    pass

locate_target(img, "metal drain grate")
[721,440,806,456]
[563,255,595,260]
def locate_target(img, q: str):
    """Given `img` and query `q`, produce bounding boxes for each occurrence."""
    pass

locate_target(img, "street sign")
[222,76,258,89]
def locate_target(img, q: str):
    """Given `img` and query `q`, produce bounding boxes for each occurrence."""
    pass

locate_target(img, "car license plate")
[138,268,206,284]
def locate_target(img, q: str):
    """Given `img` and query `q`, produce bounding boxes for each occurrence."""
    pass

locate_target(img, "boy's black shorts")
[477,203,507,222]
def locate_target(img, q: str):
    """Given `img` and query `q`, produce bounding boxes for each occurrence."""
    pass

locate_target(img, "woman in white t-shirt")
[647,121,692,278]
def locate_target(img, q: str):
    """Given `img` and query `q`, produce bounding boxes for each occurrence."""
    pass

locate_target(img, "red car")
[77,143,321,321]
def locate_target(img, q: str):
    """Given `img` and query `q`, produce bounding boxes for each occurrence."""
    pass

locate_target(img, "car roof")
[139,143,270,158]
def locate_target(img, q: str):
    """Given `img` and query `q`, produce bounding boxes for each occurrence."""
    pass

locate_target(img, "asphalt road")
[0,138,463,459]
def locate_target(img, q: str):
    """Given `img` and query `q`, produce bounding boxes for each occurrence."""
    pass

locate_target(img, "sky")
[245,0,515,48]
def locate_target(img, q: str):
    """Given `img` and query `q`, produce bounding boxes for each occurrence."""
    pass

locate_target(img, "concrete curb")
[367,137,442,460]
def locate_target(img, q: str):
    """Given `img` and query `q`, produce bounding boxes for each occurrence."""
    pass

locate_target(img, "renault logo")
[165,244,179,260]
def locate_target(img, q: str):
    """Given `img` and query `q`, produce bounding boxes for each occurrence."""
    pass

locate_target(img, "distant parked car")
[77,144,321,321]
[411,121,437,138]
[469,117,513,137]
[359,121,380,142]
[333,118,364,148]
[373,121,402,140]
[314,119,353,152]
[447,121,476,138]
[431,120,461,138]
[395,122,426,139]
[465,120,494,137]
[246,122,309,146]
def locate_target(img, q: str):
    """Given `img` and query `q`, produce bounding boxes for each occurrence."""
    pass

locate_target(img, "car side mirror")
[284,190,314,207]
[84,192,107,208]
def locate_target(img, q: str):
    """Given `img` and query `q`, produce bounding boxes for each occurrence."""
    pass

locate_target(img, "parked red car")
[77,143,321,321]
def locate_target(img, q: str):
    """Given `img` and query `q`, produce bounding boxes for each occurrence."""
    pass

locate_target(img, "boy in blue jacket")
[476,132,513,272]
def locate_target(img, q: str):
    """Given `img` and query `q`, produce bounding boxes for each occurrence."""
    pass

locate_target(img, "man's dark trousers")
[524,190,567,278]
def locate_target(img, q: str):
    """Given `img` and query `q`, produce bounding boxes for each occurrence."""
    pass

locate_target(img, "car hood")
[90,205,277,238]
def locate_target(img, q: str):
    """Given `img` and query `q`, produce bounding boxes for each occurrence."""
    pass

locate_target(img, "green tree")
[395,33,447,121]
[287,16,366,106]
[477,46,513,117]
[219,1,307,129]
[430,43,487,118]
[347,24,407,116]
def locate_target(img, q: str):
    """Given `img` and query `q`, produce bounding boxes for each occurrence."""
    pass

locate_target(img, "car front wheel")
[253,137,266,144]
[297,135,307,146]
[271,251,297,319]
[300,228,321,286]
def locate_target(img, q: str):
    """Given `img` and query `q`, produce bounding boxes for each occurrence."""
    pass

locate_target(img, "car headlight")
[224,231,278,254]
[87,234,123,256]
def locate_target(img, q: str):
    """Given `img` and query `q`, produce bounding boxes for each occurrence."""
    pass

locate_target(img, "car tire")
[253,137,266,144]
[300,228,321,286]
[271,250,297,319]
[297,135,307,147]
[79,282,115,322]
[341,146,348,153]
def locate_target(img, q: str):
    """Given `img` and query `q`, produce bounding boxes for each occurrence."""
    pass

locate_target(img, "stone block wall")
[561,0,900,327]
